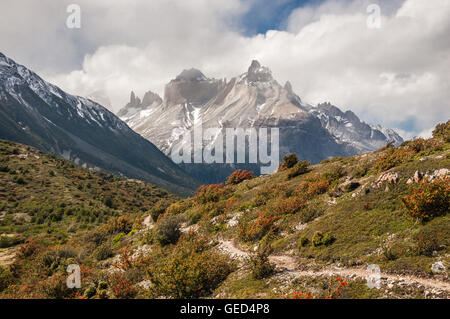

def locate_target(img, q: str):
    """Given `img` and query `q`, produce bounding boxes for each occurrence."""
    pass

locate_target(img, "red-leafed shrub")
[374,148,416,172]
[239,211,281,242]
[272,197,306,215]
[110,273,138,299]
[226,169,254,185]
[285,277,348,299]
[296,177,329,199]
[401,178,449,222]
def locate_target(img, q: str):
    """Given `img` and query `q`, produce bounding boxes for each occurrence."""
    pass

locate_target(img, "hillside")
[0,139,178,279]
[0,122,449,299]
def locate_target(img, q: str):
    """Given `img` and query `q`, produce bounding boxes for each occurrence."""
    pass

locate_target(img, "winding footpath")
[218,239,450,292]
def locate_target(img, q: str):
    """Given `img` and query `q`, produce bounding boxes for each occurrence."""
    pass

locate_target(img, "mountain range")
[0,51,404,189]
[118,60,403,183]
[0,52,198,196]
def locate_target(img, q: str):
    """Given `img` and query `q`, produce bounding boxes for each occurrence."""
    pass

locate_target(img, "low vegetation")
[0,120,449,299]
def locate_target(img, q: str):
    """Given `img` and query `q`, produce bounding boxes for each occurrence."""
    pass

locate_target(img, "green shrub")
[416,232,441,257]
[83,229,107,246]
[112,233,125,246]
[111,216,133,234]
[322,166,345,184]
[103,196,114,209]
[344,181,360,192]
[279,153,298,171]
[94,244,114,261]
[352,163,370,178]
[83,286,97,299]
[312,231,335,247]
[147,236,233,298]
[287,161,310,179]
[14,176,26,185]
[250,246,275,280]
[298,236,309,248]
[148,200,171,222]
[98,281,108,290]
[382,245,399,261]
[0,266,13,292]
[432,120,450,142]
[155,215,181,246]
[0,235,22,248]
[194,184,230,204]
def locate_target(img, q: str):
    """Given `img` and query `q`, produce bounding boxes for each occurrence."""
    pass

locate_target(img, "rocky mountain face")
[119,60,403,184]
[308,102,403,153]
[0,52,198,196]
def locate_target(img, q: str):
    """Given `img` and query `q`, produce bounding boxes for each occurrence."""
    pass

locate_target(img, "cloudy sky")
[1,0,449,139]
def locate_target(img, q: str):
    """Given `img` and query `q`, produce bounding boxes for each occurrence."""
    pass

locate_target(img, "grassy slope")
[0,139,177,245]
[160,132,449,299]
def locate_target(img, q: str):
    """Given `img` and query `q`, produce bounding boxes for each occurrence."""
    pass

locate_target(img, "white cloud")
[1,0,449,138]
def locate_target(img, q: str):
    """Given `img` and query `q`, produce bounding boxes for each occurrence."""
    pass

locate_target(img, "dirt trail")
[0,247,17,266]
[218,239,450,292]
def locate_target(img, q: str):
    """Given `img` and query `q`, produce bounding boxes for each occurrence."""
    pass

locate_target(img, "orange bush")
[285,277,348,299]
[273,197,306,215]
[401,178,449,222]
[239,211,280,242]
[374,148,415,172]
[296,178,329,199]
[110,273,137,299]
[226,169,254,185]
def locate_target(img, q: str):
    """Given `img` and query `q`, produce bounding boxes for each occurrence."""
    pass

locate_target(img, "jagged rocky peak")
[142,90,163,106]
[284,81,293,93]
[117,90,162,119]
[129,91,141,107]
[246,59,273,83]
[175,68,208,82]
[165,68,224,106]
[0,52,9,64]
[317,102,343,117]
[126,90,162,108]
